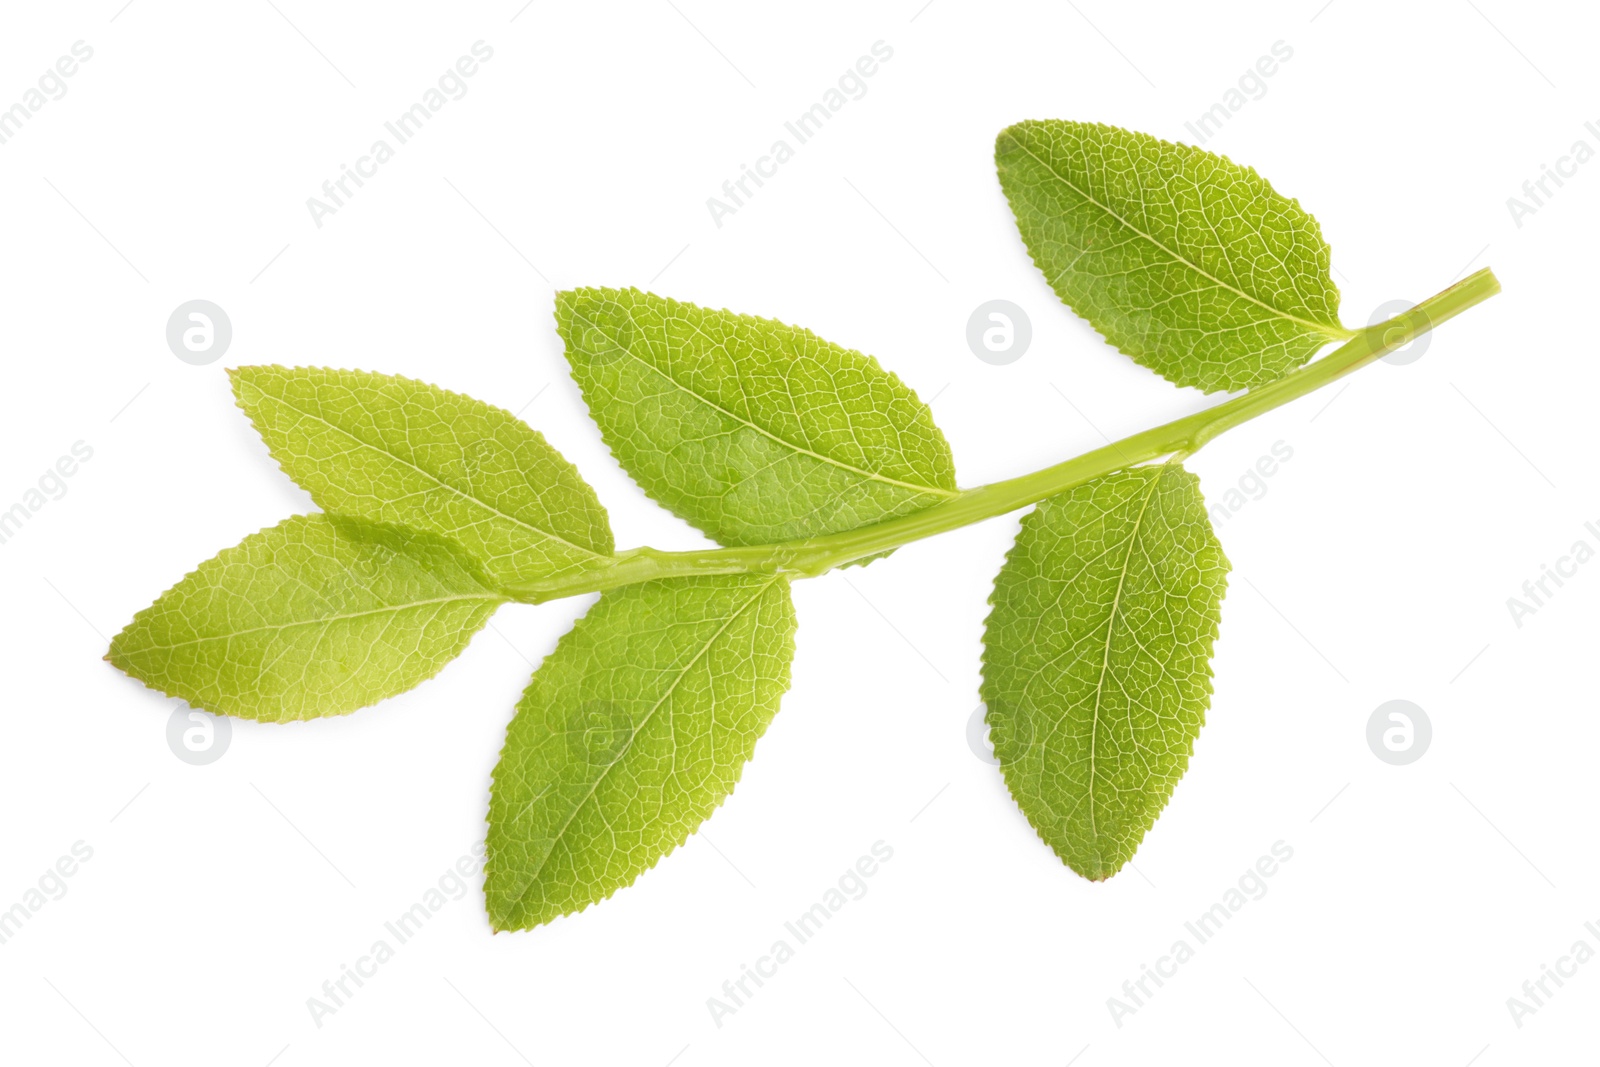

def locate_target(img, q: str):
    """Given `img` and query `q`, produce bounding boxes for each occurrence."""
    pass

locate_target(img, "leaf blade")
[108,515,504,722]
[555,288,957,546]
[231,366,613,588]
[996,119,1346,392]
[486,573,797,930]
[980,464,1229,879]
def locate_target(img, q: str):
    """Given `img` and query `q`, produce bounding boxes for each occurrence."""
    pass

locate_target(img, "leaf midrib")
[1004,134,1346,340]
[115,592,504,653]
[1085,466,1164,865]
[504,575,783,914]
[571,305,960,501]
[252,387,609,561]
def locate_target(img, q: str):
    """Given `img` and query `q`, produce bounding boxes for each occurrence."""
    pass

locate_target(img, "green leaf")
[486,573,797,930]
[107,515,504,722]
[554,288,958,546]
[996,120,1348,393]
[980,464,1229,880]
[230,366,613,589]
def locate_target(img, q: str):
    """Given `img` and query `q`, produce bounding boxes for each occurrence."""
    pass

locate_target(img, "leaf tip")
[224,362,259,391]
[1069,853,1124,882]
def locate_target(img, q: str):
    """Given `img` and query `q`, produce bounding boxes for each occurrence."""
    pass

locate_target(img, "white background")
[0,1,1593,1063]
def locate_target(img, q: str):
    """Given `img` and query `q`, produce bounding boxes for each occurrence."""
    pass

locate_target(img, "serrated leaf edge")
[484,573,796,931]
[105,513,506,722]
[995,119,1346,394]
[552,287,959,549]
[227,364,616,563]
[977,462,1230,880]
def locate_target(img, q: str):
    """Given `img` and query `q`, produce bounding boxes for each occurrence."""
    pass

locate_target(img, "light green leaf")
[486,573,796,930]
[230,366,613,589]
[996,120,1348,392]
[980,464,1229,880]
[554,288,958,546]
[107,514,504,722]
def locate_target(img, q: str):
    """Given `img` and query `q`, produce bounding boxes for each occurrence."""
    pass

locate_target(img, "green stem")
[507,268,1501,604]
